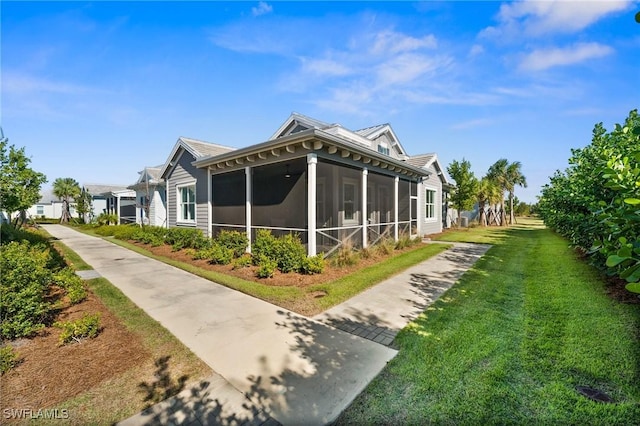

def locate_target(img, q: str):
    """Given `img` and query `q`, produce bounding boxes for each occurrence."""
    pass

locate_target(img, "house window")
[377,143,390,156]
[425,189,436,219]
[178,185,196,222]
[342,180,358,223]
[36,205,44,215]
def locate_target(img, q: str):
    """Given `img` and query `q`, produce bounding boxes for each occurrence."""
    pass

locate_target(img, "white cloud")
[251,2,273,17]
[451,118,493,130]
[299,57,353,77]
[519,42,613,71]
[376,53,450,86]
[370,30,437,54]
[3,72,94,94]
[482,0,632,38]
[469,44,484,57]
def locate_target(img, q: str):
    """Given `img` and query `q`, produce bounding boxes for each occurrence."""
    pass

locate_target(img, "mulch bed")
[1,292,149,413]
[132,241,421,289]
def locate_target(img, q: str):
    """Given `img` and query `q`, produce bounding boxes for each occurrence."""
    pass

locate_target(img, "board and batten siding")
[419,162,443,236]
[167,150,210,235]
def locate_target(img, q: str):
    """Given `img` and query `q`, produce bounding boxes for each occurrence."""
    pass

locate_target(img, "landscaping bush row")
[538,109,640,290]
[0,225,89,340]
[91,225,325,277]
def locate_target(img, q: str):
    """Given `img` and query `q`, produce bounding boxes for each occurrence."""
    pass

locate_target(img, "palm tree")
[53,177,80,223]
[487,159,509,226]
[505,161,527,225]
[476,177,499,227]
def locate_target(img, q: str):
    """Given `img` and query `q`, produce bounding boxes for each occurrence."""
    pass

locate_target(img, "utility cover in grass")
[575,386,614,403]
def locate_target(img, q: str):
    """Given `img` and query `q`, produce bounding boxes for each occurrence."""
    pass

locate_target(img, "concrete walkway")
[43,226,489,425]
[314,242,491,345]
[43,225,397,425]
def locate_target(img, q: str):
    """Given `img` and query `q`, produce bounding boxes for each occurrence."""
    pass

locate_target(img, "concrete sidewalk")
[43,225,397,425]
[314,242,491,345]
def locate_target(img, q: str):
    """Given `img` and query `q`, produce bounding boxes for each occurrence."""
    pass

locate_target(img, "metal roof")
[83,184,130,196]
[178,137,236,158]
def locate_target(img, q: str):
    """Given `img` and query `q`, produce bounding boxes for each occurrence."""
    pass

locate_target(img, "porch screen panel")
[252,158,307,230]
[212,170,245,229]
[316,159,364,253]
[315,160,334,228]
[398,179,410,221]
[367,171,395,244]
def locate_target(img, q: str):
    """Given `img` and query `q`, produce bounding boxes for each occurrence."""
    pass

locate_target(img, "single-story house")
[159,113,450,256]
[26,189,75,220]
[127,166,166,227]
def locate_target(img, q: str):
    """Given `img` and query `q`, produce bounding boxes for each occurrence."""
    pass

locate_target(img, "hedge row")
[538,109,640,290]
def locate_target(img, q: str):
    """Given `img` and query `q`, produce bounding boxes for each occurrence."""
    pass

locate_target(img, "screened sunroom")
[195,128,428,257]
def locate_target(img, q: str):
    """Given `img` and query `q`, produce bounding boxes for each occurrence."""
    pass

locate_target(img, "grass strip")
[338,219,640,424]
[101,235,449,314]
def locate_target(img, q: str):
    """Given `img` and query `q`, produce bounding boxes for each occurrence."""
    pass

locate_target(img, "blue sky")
[2,1,639,203]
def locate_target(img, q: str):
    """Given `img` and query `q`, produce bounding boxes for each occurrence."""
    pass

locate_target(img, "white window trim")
[342,177,359,226]
[176,182,197,225]
[425,187,437,222]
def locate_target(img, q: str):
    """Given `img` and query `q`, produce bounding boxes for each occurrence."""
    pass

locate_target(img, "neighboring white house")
[127,166,167,227]
[26,189,76,220]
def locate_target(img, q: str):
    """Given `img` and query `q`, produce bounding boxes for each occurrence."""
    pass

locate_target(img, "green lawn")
[338,218,640,424]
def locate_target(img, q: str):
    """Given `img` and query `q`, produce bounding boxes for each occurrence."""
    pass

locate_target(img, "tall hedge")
[538,109,640,289]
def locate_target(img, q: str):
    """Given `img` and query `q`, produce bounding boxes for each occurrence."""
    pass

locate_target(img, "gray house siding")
[420,163,443,236]
[167,150,209,235]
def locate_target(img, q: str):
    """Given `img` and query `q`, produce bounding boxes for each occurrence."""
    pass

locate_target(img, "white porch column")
[394,176,399,241]
[362,168,368,248]
[245,166,252,253]
[307,154,317,256]
[116,194,121,224]
[207,167,212,238]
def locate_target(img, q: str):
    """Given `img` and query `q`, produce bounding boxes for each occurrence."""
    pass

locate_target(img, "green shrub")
[255,255,277,278]
[0,345,19,375]
[274,233,307,273]
[301,254,325,275]
[0,241,52,339]
[0,224,49,246]
[93,225,117,236]
[54,313,101,346]
[207,244,234,265]
[96,213,118,226]
[192,247,212,260]
[54,268,87,304]
[111,225,139,241]
[232,254,252,269]
[132,226,166,246]
[165,228,209,250]
[252,229,278,265]
[216,230,248,258]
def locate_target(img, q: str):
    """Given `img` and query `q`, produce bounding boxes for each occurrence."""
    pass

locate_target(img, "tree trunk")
[478,201,487,226]
[500,199,507,226]
[60,199,71,223]
[509,191,515,225]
